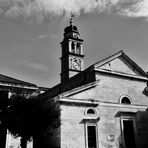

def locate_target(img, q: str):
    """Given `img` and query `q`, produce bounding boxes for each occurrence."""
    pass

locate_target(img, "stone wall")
[60,73,148,148]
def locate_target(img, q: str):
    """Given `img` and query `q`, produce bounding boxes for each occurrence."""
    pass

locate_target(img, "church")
[3,17,148,148]
[40,17,148,148]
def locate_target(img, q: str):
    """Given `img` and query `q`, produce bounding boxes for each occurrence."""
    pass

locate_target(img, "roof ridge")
[87,50,123,69]
[0,73,37,87]
[86,49,147,77]
[97,50,123,64]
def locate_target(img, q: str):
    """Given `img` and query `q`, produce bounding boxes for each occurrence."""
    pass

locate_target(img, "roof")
[0,74,37,87]
[92,50,124,67]
[90,50,147,77]
[39,87,50,91]
[45,50,148,98]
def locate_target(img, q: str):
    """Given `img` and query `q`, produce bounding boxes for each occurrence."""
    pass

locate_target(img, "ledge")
[82,116,100,123]
[95,68,148,81]
[60,98,98,106]
[60,98,147,110]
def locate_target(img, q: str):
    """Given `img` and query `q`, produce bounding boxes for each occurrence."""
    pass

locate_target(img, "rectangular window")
[86,125,97,148]
[121,119,136,148]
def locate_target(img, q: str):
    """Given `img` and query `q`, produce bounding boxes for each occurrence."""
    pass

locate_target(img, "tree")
[5,92,60,148]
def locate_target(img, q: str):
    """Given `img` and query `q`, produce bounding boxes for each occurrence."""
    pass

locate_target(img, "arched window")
[71,41,75,53]
[86,108,96,114]
[121,97,131,104]
[76,43,81,54]
[84,108,98,148]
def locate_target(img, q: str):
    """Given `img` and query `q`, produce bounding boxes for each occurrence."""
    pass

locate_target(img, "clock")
[73,58,80,70]
[69,57,81,70]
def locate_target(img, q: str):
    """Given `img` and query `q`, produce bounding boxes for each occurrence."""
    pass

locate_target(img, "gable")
[93,51,147,78]
[98,57,141,76]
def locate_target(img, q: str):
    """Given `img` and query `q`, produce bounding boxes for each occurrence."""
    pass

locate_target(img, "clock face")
[69,57,81,70]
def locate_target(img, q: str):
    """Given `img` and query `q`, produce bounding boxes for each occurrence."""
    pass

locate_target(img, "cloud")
[30,34,58,41]
[110,0,148,17]
[34,35,47,40]
[0,0,147,22]
[38,35,46,39]
[28,63,48,71]
[20,60,48,72]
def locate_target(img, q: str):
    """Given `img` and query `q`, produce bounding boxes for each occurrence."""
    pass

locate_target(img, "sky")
[0,0,148,87]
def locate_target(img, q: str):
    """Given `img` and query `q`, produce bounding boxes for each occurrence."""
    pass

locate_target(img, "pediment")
[94,51,147,78]
[98,57,141,76]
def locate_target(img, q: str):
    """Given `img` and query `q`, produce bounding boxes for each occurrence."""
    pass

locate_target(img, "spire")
[63,13,79,38]
[70,13,74,26]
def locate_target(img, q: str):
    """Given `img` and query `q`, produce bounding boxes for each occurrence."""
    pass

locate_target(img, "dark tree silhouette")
[5,93,60,148]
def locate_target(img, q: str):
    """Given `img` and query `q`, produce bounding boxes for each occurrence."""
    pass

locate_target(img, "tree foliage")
[5,93,60,142]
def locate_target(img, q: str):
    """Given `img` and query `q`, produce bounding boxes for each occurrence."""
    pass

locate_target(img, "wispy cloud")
[35,35,47,40]
[30,34,58,41]
[29,34,47,41]
[20,60,48,72]
[0,0,147,22]
[28,63,48,71]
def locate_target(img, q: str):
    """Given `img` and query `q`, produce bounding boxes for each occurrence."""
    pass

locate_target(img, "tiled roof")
[0,74,37,87]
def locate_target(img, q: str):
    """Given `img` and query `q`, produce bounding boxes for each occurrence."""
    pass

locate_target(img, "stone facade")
[4,18,148,148]
[45,50,148,148]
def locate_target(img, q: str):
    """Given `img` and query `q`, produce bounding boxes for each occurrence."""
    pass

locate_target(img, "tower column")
[60,16,85,83]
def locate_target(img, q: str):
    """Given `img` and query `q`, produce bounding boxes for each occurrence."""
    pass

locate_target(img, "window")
[71,41,75,53]
[76,43,81,54]
[86,124,98,148]
[121,97,131,104]
[121,118,136,148]
[87,109,96,114]
[84,108,98,148]
[119,95,132,104]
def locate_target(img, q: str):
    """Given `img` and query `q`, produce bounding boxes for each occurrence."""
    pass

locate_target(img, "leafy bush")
[5,93,60,143]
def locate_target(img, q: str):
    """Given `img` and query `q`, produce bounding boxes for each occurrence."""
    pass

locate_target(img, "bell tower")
[60,15,85,83]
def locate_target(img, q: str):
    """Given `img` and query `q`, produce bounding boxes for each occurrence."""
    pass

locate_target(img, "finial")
[70,12,74,26]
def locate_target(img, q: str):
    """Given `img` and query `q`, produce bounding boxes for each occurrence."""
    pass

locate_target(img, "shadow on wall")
[34,109,148,148]
[115,110,148,148]
[135,110,148,148]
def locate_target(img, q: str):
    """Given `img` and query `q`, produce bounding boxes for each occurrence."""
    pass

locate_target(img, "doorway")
[122,119,136,148]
